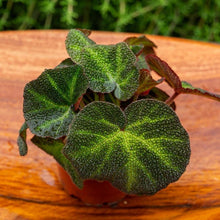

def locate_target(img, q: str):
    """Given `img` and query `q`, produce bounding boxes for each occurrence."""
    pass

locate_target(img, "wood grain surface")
[0,30,220,220]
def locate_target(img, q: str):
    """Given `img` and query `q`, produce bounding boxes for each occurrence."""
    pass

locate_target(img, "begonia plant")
[17,29,220,196]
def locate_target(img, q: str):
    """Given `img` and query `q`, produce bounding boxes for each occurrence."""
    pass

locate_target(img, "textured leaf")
[146,54,182,91]
[136,69,164,95]
[125,35,157,70]
[63,100,190,195]
[17,122,28,156]
[124,35,157,48]
[55,58,75,68]
[78,42,139,100]
[181,81,220,102]
[23,65,88,138]
[141,87,176,110]
[31,136,83,188]
[65,29,95,63]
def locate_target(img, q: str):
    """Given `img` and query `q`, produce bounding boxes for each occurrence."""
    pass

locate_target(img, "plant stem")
[165,92,179,105]
[133,93,139,101]
[94,93,99,101]
[115,99,121,107]
[98,93,105,101]
[79,100,85,109]
[108,93,114,103]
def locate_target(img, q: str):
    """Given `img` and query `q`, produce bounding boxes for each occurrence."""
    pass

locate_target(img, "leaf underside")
[181,81,220,102]
[23,65,88,138]
[146,54,182,91]
[31,136,83,188]
[63,100,190,195]
[125,35,157,70]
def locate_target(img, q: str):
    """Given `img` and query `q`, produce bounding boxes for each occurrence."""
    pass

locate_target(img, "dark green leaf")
[17,122,28,156]
[181,81,220,102]
[55,58,75,68]
[23,65,88,138]
[78,42,139,101]
[31,136,83,188]
[146,55,182,91]
[141,87,176,110]
[63,100,190,195]
[65,29,96,63]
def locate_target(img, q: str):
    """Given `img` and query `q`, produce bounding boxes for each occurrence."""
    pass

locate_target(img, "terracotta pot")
[57,163,126,205]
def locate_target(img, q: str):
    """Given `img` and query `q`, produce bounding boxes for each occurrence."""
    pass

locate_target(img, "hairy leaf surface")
[78,42,139,100]
[17,122,28,156]
[31,136,83,188]
[63,100,190,195]
[65,29,95,63]
[23,65,88,138]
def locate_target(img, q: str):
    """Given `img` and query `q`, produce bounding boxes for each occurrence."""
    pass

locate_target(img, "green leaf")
[78,42,139,101]
[23,65,88,138]
[17,122,28,156]
[141,87,176,110]
[65,29,96,63]
[181,81,220,102]
[63,100,190,195]
[146,54,182,91]
[55,58,75,68]
[136,69,164,95]
[125,35,157,70]
[31,136,83,188]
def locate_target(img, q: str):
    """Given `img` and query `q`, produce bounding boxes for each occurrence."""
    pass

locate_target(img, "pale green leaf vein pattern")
[65,29,96,63]
[79,42,139,100]
[63,100,190,195]
[23,65,88,138]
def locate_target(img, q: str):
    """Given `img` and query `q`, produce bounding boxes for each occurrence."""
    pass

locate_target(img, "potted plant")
[17,29,220,205]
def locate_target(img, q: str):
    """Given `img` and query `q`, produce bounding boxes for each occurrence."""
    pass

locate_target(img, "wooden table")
[0,30,220,220]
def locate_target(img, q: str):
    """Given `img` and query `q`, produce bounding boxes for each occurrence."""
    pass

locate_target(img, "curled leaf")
[136,69,164,95]
[125,35,157,70]
[181,81,220,102]
[63,100,190,195]
[146,54,182,91]
[17,122,28,156]
[76,28,92,37]
[23,65,88,138]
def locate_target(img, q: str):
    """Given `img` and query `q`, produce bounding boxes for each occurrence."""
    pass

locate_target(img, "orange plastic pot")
[57,163,126,205]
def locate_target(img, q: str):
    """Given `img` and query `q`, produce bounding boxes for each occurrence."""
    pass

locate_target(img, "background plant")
[1,0,220,42]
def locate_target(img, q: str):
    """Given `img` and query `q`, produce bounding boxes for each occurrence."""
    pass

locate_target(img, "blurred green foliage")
[0,0,219,42]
